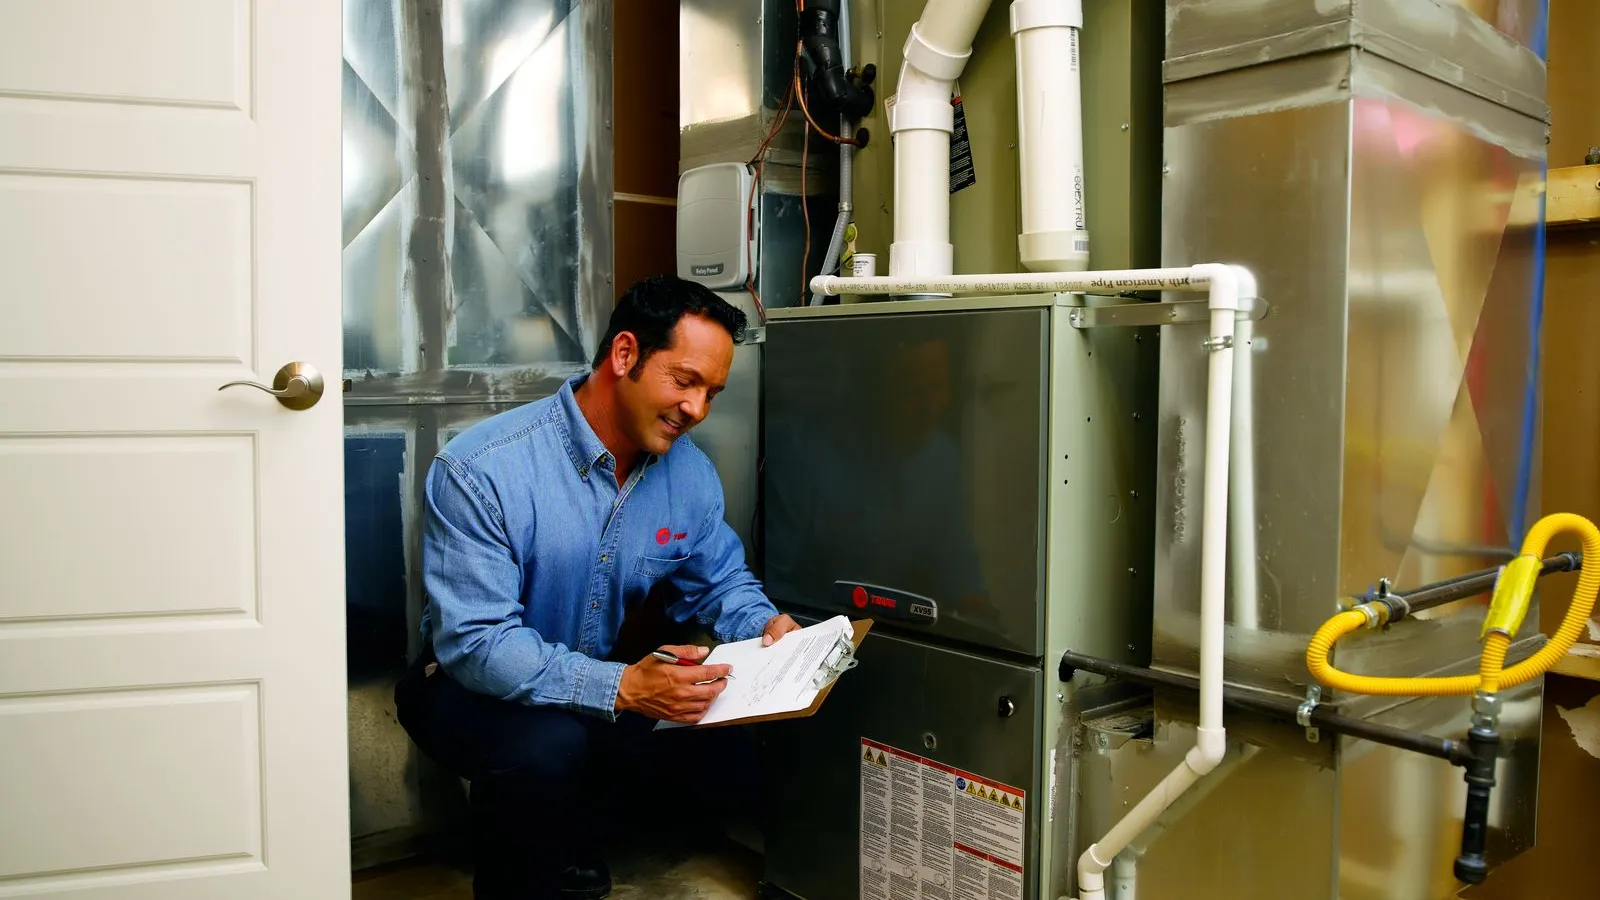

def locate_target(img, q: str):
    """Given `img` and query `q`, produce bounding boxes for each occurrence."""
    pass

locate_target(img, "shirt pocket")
[633,553,688,584]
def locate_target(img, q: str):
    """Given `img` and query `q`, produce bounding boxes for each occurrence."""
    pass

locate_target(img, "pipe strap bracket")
[1297,685,1322,743]
[902,22,971,82]
[1011,0,1083,33]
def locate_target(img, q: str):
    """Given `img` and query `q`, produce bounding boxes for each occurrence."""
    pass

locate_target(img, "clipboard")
[681,617,873,730]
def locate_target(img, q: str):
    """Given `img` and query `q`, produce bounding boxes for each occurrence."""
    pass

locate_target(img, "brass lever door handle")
[218,362,325,411]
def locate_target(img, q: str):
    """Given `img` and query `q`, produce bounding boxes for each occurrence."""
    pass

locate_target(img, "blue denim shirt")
[420,374,778,721]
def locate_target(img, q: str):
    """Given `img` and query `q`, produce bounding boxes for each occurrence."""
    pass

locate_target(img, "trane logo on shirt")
[655,527,688,545]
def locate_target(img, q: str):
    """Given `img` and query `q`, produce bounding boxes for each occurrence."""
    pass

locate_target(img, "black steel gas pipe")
[1060,554,1581,884]
[1453,717,1500,884]
[1057,651,1473,767]
[1370,551,1581,620]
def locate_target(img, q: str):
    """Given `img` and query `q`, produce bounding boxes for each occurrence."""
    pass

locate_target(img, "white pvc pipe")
[1110,744,1262,900]
[1075,264,1248,900]
[811,266,1213,296]
[1012,0,1089,272]
[917,0,994,47]
[889,0,995,279]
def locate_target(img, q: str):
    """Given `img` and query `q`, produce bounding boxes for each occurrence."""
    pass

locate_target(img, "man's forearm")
[434,622,627,720]
[712,591,781,642]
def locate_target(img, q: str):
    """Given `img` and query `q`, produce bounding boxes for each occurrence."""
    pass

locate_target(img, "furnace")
[757,292,1158,900]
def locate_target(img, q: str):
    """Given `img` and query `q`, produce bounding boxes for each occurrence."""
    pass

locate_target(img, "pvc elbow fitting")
[1189,727,1227,775]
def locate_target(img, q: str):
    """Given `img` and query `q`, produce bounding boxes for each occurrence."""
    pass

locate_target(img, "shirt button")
[591,601,600,610]
[599,554,607,562]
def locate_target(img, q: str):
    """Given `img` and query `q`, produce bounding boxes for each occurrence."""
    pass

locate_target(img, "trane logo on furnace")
[850,587,897,610]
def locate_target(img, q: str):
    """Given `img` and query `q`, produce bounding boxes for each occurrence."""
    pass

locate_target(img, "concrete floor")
[352,840,764,900]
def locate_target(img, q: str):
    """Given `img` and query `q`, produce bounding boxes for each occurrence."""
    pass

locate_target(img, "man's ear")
[608,331,638,377]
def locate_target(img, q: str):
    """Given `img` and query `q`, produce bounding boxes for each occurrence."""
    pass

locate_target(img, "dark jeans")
[394,652,763,900]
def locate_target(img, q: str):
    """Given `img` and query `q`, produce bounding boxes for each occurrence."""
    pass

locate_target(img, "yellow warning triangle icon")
[865,747,874,762]
[1014,796,1023,809]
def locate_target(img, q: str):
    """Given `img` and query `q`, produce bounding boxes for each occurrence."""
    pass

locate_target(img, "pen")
[651,650,699,667]
[651,650,734,679]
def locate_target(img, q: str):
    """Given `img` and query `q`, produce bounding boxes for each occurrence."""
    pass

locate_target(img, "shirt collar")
[556,374,660,478]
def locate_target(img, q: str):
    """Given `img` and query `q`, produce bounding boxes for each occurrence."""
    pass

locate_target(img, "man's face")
[612,314,734,455]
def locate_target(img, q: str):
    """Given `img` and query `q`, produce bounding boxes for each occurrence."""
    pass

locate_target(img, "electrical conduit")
[807,122,854,307]
[1011,0,1089,271]
[806,0,857,307]
[889,0,995,280]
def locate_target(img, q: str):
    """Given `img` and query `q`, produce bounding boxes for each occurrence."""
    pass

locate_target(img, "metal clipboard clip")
[810,632,860,691]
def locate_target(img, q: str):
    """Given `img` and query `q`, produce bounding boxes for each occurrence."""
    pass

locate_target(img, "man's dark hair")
[591,275,748,376]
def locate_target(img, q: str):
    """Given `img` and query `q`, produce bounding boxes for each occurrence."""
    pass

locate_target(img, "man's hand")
[615,645,732,723]
[761,614,802,646]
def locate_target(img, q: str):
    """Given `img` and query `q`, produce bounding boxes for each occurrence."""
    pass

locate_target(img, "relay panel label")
[860,737,1025,900]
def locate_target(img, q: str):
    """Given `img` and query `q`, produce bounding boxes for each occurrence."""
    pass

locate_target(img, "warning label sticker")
[860,737,1025,900]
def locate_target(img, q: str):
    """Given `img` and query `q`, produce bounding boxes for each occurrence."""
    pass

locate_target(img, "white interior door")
[0,1,348,897]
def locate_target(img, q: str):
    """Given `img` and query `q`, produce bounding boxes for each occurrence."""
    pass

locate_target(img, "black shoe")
[556,858,612,899]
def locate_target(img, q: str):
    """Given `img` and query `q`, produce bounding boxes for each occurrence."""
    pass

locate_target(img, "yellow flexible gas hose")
[1305,512,1600,697]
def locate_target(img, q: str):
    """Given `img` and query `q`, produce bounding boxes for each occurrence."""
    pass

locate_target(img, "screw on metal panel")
[1097,733,1110,749]
[1130,490,1139,499]
[1120,123,1129,131]
[1586,146,1600,165]
[923,732,938,751]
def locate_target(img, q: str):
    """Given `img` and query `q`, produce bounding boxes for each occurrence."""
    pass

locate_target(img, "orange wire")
[793,73,856,145]
[741,48,800,320]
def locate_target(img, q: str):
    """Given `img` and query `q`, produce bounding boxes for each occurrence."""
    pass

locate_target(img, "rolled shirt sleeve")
[422,458,627,720]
